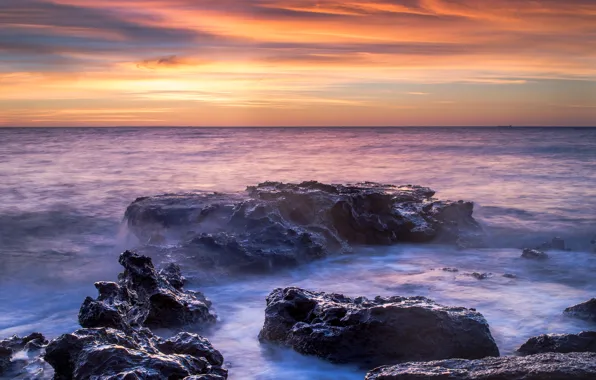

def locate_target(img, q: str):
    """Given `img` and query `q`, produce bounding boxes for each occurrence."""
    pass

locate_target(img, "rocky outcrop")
[521,248,549,260]
[365,352,596,379]
[79,250,216,330]
[565,299,596,323]
[517,331,596,355]
[258,287,499,367]
[0,333,48,376]
[39,252,227,379]
[125,182,484,277]
[44,328,227,380]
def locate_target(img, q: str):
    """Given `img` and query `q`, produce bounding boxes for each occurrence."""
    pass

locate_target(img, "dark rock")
[518,331,596,355]
[522,248,549,260]
[365,352,596,379]
[44,328,227,380]
[125,182,483,278]
[565,299,596,322]
[258,287,499,367]
[503,273,517,279]
[470,272,490,280]
[160,262,186,290]
[0,333,48,375]
[0,346,11,374]
[441,267,459,272]
[79,251,216,331]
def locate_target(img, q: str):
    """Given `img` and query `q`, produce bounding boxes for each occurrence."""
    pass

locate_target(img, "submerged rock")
[79,251,216,331]
[258,287,499,367]
[517,331,596,355]
[470,272,491,280]
[44,328,227,380]
[125,181,483,277]
[565,299,596,322]
[521,248,549,260]
[365,352,596,379]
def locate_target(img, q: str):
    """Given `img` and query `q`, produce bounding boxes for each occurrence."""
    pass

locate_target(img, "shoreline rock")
[365,352,596,379]
[258,287,499,367]
[0,333,49,377]
[79,250,216,331]
[517,331,596,355]
[44,328,227,380]
[565,299,596,322]
[125,181,484,277]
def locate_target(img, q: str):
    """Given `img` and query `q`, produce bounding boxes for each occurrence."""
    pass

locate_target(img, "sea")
[0,127,595,379]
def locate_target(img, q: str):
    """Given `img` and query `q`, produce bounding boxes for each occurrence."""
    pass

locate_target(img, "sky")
[1,0,595,127]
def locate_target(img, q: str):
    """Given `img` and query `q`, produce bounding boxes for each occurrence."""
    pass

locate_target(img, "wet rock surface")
[258,287,499,367]
[365,352,596,380]
[521,248,549,260]
[565,299,596,322]
[0,333,49,376]
[125,182,483,277]
[44,328,227,380]
[517,331,596,355]
[79,250,216,330]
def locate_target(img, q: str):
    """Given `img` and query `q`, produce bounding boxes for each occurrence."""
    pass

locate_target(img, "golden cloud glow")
[0,0,595,126]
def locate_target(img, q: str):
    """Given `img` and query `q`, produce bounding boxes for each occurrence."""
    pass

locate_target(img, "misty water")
[1,127,595,379]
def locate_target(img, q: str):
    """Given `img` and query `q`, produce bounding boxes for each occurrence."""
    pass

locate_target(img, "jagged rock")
[565,299,596,322]
[518,331,596,355]
[365,352,596,379]
[79,251,216,331]
[521,248,549,260]
[44,328,227,380]
[0,333,48,375]
[258,287,499,367]
[124,182,484,277]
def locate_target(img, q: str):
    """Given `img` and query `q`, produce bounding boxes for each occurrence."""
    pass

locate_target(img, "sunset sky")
[1,0,595,126]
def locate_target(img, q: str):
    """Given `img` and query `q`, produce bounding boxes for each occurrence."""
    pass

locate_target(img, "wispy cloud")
[0,0,595,126]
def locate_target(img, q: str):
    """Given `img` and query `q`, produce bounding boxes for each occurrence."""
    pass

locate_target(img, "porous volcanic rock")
[125,181,484,277]
[565,299,596,323]
[365,352,596,380]
[44,328,227,380]
[78,250,216,330]
[258,287,499,367]
[517,331,596,355]
[0,333,48,376]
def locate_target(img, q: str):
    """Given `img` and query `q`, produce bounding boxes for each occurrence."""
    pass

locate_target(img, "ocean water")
[0,127,595,379]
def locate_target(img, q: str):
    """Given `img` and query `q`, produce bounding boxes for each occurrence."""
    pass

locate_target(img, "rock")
[125,182,483,278]
[258,287,499,367]
[365,352,596,379]
[521,248,549,260]
[517,331,596,355]
[0,346,11,374]
[565,299,596,322]
[470,272,490,280]
[503,273,517,279]
[79,251,216,331]
[0,333,48,375]
[441,267,459,272]
[44,328,227,380]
